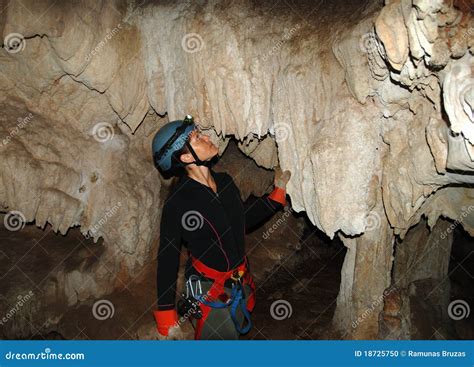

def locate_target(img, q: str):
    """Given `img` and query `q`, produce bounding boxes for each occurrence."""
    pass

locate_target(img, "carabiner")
[186,275,203,298]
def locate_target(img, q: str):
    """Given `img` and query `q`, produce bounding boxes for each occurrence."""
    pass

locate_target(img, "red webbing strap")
[191,257,256,339]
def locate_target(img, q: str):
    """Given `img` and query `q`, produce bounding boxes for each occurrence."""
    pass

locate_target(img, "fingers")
[274,167,291,189]
[274,166,282,175]
[274,167,290,180]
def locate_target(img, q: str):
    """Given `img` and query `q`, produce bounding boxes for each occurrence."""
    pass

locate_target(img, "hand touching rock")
[274,166,291,190]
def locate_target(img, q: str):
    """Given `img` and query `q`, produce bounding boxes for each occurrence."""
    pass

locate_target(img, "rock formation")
[0,0,472,339]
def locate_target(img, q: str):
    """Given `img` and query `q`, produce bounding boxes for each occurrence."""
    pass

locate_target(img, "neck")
[186,165,213,186]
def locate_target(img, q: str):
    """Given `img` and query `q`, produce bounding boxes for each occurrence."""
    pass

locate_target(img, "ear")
[180,152,193,164]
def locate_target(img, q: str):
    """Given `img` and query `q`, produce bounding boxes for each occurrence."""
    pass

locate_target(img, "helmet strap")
[182,140,214,168]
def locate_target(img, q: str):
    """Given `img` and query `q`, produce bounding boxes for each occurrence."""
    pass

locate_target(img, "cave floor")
[0,220,347,340]
[1,220,472,340]
[242,245,345,340]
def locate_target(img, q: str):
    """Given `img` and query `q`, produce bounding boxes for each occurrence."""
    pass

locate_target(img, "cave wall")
[1,0,473,338]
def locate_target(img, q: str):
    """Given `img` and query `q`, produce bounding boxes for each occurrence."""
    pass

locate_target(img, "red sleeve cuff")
[153,309,178,336]
[268,186,286,206]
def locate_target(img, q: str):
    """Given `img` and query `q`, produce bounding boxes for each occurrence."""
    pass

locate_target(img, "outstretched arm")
[243,167,291,233]
[244,187,286,233]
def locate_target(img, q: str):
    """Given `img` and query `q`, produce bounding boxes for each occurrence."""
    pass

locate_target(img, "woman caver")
[151,116,290,340]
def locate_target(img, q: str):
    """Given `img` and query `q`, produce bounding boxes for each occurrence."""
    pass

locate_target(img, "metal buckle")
[230,270,245,282]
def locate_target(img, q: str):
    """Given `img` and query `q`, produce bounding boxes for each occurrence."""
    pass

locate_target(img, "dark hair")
[168,143,191,177]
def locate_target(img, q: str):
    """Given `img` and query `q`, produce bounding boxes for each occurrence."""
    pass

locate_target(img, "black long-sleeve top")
[156,169,283,311]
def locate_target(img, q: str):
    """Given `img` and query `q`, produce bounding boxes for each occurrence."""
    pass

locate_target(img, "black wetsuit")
[156,169,283,311]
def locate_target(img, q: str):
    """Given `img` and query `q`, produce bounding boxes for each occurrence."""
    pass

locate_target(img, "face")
[180,127,219,164]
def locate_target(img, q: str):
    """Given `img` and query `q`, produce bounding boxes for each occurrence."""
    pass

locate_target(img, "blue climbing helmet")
[152,115,214,172]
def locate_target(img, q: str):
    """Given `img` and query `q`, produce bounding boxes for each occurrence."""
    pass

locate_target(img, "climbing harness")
[189,256,256,339]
